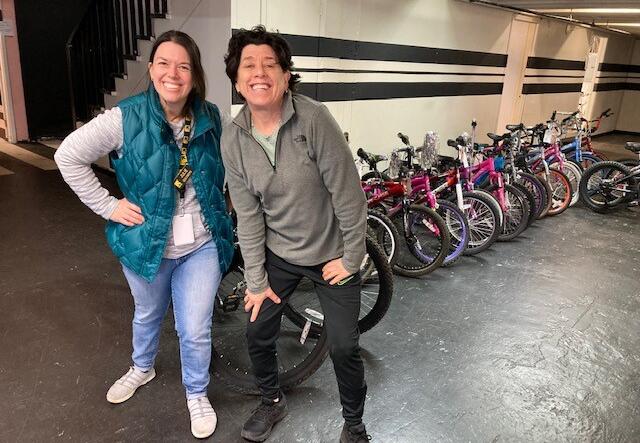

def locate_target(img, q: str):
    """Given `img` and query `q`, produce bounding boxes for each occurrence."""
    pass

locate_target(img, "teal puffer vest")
[106,86,234,282]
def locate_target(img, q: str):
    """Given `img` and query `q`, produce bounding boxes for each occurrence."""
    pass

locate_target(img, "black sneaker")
[241,394,288,442]
[340,422,371,443]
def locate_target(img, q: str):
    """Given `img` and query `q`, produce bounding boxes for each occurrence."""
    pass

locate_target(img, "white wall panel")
[616,39,640,133]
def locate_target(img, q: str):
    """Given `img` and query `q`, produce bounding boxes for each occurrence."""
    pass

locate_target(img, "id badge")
[172,213,195,246]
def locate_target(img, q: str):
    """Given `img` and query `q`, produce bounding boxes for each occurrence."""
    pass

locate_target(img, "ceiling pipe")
[465,0,635,37]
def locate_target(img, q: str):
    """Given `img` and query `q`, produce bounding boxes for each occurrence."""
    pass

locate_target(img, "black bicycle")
[210,230,394,394]
[579,142,640,213]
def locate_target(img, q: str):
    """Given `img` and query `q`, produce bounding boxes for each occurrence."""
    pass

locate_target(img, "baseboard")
[591,130,640,139]
[613,130,640,137]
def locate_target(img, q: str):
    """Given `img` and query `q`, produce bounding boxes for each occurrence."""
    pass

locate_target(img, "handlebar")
[397,132,410,145]
[561,111,579,124]
[600,108,613,118]
[356,147,369,162]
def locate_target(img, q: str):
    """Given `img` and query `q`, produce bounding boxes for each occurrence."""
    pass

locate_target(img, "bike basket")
[419,131,440,169]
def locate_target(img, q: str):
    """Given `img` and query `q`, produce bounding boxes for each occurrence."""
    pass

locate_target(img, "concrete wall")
[102,0,639,154]
[229,0,638,155]
[616,39,640,133]
[232,0,512,155]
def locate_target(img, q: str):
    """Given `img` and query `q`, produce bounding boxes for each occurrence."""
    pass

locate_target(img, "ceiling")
[472,1,640,38]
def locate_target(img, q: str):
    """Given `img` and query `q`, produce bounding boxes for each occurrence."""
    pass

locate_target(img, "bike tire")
[284,235,394,335]
[538,169,573,216]
[455,191,501,255]
[511,181,537,227]
[579,161,636,213]
[486,183,530,241]
[391,205,450,277]
[552,162,581,207]
[435,199,470,267]
[515,172,548,222]
[367,210,399,266]
[210,270,330,395]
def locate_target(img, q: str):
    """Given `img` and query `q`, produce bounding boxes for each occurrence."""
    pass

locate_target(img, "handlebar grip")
[356,147,369,162]
[447,139,458,148]
[551,111,557,121]
[561,111,579,124]
[397,132,410,145]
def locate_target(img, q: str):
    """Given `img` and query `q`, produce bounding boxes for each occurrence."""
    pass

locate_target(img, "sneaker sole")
[106,370,156,404]
[191,421,217,439]
[240,407,288,442]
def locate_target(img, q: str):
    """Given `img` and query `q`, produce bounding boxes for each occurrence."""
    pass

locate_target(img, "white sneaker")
[187,396,217,439]
[106,366,156,404]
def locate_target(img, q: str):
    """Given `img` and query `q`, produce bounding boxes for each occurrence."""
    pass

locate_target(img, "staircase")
[66,0,171,127]
[67,0,231,132]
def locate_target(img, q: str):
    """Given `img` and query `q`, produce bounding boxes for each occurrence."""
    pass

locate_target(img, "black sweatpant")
[246,249,367,426]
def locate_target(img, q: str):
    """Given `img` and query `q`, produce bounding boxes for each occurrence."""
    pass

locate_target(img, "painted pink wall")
[1,0,28,141]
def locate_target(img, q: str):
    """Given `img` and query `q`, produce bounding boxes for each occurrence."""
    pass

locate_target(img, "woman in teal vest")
[55,30,233,439]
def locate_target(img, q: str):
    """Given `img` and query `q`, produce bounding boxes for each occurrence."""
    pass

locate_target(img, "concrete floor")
[0,134,639,442]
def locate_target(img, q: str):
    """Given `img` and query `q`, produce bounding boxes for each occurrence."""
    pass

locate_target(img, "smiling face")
[235,44,291,113]
[148,41,193,117]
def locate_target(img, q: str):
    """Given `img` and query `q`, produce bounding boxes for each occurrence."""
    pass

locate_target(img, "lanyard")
[173,115,193,198]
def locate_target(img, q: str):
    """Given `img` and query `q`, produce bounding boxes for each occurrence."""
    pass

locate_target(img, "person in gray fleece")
[221,26,370,443]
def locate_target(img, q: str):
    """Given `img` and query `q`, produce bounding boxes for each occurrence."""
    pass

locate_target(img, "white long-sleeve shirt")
[54,107,212,259]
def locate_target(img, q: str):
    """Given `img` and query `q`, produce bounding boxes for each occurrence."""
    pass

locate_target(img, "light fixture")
[594,23,640,27]
[536,9,640,14]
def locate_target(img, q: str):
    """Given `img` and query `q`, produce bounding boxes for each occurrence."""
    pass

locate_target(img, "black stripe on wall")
[293,68,505,76]
[522,83,582,94]
[599,63,640,73]
[526,57,585,71]
[232,82,504,104]
[524,74,584,79]
[232,29,508,67]
[594,82,640,92]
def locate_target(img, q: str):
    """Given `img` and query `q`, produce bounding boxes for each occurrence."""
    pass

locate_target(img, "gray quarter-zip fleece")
[221,92,367,293]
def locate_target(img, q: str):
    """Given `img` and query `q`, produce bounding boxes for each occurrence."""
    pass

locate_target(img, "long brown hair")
[149,30,206,112]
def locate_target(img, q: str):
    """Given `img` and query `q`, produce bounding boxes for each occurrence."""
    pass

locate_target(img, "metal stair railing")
[66,0,168,127]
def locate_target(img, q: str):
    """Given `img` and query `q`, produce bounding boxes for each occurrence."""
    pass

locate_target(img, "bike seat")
[506,123,524,132]
[487,133,509,143]
[370,153,388,163]
[625,142,640,153]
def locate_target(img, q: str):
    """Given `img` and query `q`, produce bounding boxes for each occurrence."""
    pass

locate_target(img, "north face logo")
[294,135,307,143]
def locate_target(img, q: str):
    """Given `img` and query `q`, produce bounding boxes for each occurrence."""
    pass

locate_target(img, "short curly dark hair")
[224,25,301,100]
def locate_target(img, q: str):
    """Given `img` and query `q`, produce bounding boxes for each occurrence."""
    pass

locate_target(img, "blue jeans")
[121,240,221,399]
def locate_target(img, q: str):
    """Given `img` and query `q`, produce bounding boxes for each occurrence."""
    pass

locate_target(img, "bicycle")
[362,153,451,277]
[579,142,640,213]
[210,223,394,394]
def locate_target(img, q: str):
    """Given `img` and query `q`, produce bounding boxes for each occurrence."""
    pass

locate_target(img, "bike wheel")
[435,199,469,267]
[456,191,501,255]
[511,181,537,227]
[474,188,504,227]
[391,205,450,277]
[579,161,636,213]
[284,235,394,336]
[487,183,530,241]
[367,209,399,266]
[515,172,548,222]
[211,267,329,395]
[552,162,582,207]
[537,169,572,216]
